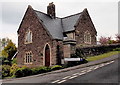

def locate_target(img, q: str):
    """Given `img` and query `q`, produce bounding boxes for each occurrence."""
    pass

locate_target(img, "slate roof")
[35,10,81,40]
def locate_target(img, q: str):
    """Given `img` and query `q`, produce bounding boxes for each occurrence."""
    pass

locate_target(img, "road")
[2,56,119,85]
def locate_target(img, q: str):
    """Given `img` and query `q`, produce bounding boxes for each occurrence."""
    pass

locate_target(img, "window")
[84,31,91,44]
[66,32,75,39]
[24,51,33,64]
[25,29,32,44]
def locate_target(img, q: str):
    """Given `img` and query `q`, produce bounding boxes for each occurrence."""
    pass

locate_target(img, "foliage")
[15,67,32,78]
[115,34,120,43]
[1,50,8,58]
[11,58,17,64]
[71,49,84,58]
[31,66,50,75]
[113,48,120,51]
[1,57,11,65]
[51,65,63,71]
[2,65,11,78]
[99,36,113,45]
[1,40,17,60]
[10,64,19,77]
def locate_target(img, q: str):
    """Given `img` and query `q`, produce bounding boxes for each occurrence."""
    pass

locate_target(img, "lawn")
[86,51,120,62]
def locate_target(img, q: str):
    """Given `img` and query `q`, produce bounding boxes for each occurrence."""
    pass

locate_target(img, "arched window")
[25,29,32,44]
[24,51,33,64]
[84,31,91,44]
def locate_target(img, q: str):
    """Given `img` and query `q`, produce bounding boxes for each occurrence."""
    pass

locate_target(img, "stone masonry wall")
[17,6,55,67]
[75,9,97,46]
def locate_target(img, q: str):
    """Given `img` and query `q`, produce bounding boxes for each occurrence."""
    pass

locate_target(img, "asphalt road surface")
[2,57,119,85]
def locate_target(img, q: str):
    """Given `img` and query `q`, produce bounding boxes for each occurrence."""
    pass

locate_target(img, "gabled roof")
[62,13,81,32]
[35,10,81,40]
[35,11,63,40]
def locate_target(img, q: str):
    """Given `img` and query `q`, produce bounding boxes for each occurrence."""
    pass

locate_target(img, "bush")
[51,65,63,71]
[113,48,120,51]
[15,67,32,78]
[2,65,11,78]
[11,58,17,64]
[32,66,51,75]
[10,64,18,77]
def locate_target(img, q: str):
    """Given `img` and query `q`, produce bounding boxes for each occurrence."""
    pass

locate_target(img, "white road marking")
[57,80,67,83]
[62,76,71,79]
[69,75,78,79]
[94,65,99,70]
[73,73,79,75]
[81,70,87,73]
[89,66,95,70]
[51,80,60,83]
[78,72,86,75]
[99,64,105,67]
[105,61,114,65]
[87,69,92,72]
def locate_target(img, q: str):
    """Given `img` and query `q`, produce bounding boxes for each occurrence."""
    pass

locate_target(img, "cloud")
[0,0,118,45]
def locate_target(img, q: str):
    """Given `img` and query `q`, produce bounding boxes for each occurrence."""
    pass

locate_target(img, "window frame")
[24,51,33,64]
[24,29,32,44]
[84,31,91,44]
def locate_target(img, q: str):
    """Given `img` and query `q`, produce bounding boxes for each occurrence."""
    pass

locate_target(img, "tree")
[99,36,114,45]
[99,36,108,45]
[115,34,120,43]
[1,40,17,60]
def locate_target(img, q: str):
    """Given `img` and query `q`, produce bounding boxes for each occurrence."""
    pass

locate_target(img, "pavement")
[2,53,119,82]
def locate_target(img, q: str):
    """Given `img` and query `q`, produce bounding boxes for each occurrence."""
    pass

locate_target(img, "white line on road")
[99,64,105,67]
[69,75,78,79]
[78,72,86,75]
[81,70,87,73]
[87,69,92,72]
[57,80,67,83]
[94,65,99,70]
[73,73,80,75]
[51,80,60,83]
[62,76,71,79]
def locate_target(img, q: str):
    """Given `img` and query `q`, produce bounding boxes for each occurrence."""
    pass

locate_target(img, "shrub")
[51,65,63,71]
[10,64,19,77]
[32,66,51,75]
[2,65,11,78]
[113,48,120,51]
[11,58,17,64]
[15,67,32,78]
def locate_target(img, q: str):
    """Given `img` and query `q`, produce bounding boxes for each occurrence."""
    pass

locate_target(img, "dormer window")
[84,31,91,44]
[25,29,32,44]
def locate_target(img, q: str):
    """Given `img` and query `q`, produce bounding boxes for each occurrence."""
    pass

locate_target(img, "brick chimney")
[47,2,56,18]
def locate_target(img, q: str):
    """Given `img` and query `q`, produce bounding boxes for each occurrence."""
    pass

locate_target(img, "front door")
[45,44,50,66]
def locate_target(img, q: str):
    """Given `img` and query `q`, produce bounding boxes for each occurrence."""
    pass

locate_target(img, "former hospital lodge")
[16,2,97,67]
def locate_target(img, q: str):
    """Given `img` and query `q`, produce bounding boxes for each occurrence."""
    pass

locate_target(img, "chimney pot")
[47,2,56,19]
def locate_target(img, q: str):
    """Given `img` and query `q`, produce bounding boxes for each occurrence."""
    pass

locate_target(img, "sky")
[0,0,119,46]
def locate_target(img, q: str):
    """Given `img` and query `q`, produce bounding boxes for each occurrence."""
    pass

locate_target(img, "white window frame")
[25,29,32,44]
[84,31,91,44]
[24,51,33,64]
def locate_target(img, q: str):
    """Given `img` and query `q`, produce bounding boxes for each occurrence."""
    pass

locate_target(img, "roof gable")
[35,10,82,40]
[35,11,64,40]
[62,13,81,32]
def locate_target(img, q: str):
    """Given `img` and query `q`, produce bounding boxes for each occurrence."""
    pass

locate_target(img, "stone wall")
[76,44,120,58]
[75,9,97,46]
[17,6,55,67]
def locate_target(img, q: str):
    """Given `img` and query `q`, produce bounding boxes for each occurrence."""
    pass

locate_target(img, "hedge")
[2,65,11,78]
[76,44,120,58]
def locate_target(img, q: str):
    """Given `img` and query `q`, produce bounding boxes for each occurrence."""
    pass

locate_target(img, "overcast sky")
[0,0,119,46]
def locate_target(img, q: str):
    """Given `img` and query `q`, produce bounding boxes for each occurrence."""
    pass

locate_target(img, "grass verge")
[86,51,120,62]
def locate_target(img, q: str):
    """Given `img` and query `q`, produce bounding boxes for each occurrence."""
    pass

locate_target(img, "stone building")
[17,2,97,67]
